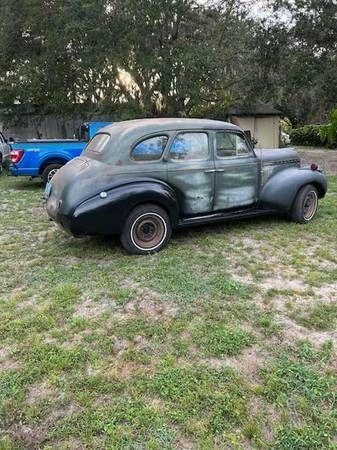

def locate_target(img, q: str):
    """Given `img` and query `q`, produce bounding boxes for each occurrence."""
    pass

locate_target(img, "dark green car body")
[45,118,327,253]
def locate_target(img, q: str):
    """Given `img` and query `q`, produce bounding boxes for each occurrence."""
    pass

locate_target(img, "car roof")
[101,118,241,136]
[88,118,243,164]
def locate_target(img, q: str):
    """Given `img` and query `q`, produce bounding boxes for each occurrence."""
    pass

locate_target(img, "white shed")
[226,104,283,149]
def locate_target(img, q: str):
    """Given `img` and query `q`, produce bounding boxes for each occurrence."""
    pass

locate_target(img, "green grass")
[0,174,337,449]
[292,301,337,330]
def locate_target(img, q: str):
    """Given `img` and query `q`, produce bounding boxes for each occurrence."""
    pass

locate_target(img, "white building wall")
[231,115,280,149]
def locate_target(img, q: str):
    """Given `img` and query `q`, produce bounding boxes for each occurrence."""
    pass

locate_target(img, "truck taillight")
[10,149,24,164]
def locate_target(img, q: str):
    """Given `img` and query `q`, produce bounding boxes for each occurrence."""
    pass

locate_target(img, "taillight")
[10,149,24,164]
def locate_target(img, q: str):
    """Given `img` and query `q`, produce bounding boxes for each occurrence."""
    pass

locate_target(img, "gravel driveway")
[294,146,337,175]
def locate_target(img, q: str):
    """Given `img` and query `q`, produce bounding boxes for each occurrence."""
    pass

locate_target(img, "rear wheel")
[120,204,172,255]
[291,184,318,223]
[42,163,63,185]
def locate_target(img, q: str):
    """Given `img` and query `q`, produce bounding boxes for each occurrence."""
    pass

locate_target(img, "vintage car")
[45,118,327,254]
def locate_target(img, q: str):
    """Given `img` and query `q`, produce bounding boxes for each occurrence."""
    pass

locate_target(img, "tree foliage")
[250,0,337,124]
[0,0,336,125]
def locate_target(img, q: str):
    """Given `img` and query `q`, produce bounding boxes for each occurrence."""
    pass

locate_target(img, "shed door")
[213,131,259,211]
[254,117,279,149]
[166,131,215,215]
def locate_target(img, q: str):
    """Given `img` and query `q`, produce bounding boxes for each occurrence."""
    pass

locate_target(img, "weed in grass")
[256,312,283,337]
[292,301,337,330]
[275,413,337,450]
[192,322,254,357]
[138,365,251,437]
[103,399,175,448]
[261,354,337,406]
[295,340,334,363]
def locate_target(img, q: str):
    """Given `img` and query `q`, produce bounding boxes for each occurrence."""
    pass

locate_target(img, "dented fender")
[260,167,328,213]
[67,178,180,236]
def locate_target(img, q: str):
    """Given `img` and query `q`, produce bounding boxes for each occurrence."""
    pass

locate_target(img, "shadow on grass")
[173,213,288,239]
[3,174,43,191]
[54,214,288,259]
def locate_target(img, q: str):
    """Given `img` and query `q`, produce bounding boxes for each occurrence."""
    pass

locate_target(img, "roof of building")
[227,104,283,117]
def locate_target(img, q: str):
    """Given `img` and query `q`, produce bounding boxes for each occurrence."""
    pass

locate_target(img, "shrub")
[290,107,337,148]
[290,125,324,146]
[320,108,337,148]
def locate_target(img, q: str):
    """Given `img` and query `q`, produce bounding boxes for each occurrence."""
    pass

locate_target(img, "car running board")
[177,208,279,228]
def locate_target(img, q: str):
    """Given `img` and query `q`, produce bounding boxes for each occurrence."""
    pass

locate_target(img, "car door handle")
[204,169,216,173]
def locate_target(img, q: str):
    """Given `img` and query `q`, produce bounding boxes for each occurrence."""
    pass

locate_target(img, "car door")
[166,131,215,215]
[213,130,259,211]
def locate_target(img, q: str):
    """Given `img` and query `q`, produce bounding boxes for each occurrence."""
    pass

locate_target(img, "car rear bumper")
[46,197,77,236]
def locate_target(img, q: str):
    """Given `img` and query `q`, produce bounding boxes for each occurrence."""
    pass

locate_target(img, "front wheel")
[120,204,172,255]
[290,184,318,223]
[42,163,63,185]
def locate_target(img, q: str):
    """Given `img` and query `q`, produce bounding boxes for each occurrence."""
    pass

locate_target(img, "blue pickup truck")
[9,121,111,184]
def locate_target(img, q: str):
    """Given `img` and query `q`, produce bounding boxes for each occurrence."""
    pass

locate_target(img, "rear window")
[131,135,168,161]
[84,133,110,153]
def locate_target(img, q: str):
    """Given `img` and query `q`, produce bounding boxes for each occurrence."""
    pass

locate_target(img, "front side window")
[84,133,110,153]
[131,135,168,161]
[216,132,251,158]
[169,132,209,161]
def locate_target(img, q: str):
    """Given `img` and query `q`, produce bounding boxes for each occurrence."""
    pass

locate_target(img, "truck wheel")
[42,163,63,185]
[121,204,172,255]
[291,184,318,223]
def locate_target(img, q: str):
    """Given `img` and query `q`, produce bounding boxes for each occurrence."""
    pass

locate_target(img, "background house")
[226,104,283,149]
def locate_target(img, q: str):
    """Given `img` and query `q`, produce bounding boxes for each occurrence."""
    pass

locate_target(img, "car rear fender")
[260,167,328,213]
[72,178,180,235]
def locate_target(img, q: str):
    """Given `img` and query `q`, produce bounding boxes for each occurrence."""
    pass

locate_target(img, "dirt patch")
[120,279,178,319]
[118,361,148,379]
[0,360,21,371]
[137,298,178,318]
[0,347,9,359]
[313,284,337,302]
[12,425,48,449]
[50,402,80,420]
[26,380,62,405]
[202,346,266,382]
[0,347,21,372]
[280,316,337,346]
[113,336,129,354]
[261,277,307,292]
[73,296,113,319]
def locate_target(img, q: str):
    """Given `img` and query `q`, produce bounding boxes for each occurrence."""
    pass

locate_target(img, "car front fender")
[260,167,328,213]
[71,178,180,236]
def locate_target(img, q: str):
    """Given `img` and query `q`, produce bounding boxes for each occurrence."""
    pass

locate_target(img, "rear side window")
[131,135,168,161]
[169,132,209,161]
[85,133,110,153]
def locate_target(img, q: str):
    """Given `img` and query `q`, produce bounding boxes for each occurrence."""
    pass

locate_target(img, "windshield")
[83,133,110,154]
